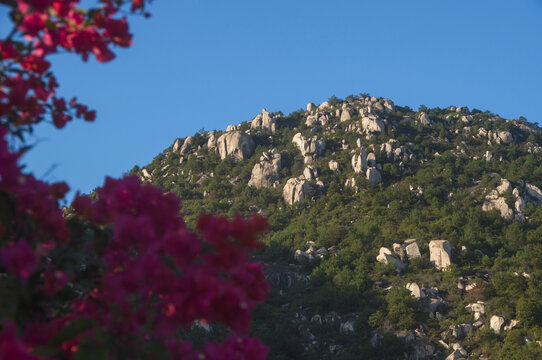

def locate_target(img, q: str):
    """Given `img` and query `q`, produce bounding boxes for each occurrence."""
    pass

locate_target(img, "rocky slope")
[130,95,542,360]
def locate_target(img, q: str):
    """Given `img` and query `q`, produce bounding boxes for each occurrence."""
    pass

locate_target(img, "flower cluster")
[70,177,270,358]
[0,1,271,359]
[0,0,146,132]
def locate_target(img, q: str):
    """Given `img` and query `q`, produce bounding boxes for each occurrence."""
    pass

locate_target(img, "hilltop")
[129,94,542,360]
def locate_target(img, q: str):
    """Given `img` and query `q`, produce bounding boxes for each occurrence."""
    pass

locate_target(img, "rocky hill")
[129,94,542,360]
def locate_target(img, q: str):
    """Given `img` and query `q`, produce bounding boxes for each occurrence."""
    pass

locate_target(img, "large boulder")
[418,112,432,125]
[217,131,255,161]
[366,167,382,185]
[306,112,330,126]
[490,315,505,333]
[406,282,425,299]
[248,149,281,188]
[482,194,514,220]
[340,104,353,122]
[179,136,192,155]
[318,101,330,110]
[251,108,276,133]
[525,183,542,204]
[303,165,318,181]
[429,240,452,270]
[376,247,406,272]
[283,178,310,205]
[207,131,217,148]
[404,239,422,260]
[352,148,368,174]
[292,133,326,163]
[307,102,315,112]
[172,138,182,152]
[329,160,339,174]
[361,116,386,134]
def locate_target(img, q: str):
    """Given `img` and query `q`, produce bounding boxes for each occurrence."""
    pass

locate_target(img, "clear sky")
[2,0,542,199]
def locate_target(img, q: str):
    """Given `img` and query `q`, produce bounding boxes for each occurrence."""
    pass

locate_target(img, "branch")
[0,0,16,8]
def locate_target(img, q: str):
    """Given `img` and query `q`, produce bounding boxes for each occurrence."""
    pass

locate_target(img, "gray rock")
[361,116,386,134]
[329,160,339,174]
[466,302,487,315]
[490,315,505,333]
[340,319,355,334]
[217,131,255,161]
[406,282,425,299]
[352,148,368,174]
[418,112,432,125]
[366,167,382,185]
[428,298,445,314]
[142,168,151,179]
[283,178,310,205]
[340,106,353,122]
[307,102,315,112]
[496,179,512,194]
[485,150,493,163]
[482,194,514,220]
[344,178,358,192]
[292,133,326,163]
[376,247,406,272]
[172,138,181,152]
[179,136,192,155]
[429,240,452,270]
[251,108,276,133]
[504,319,518,332]
[318,101,330,110]
[248,149,281,188]
[294,249,310,263]
[404,240,422,260]
[525,183,542,204]
[303,165,318,181]
[207,131,217,148]
[451,324,472,339]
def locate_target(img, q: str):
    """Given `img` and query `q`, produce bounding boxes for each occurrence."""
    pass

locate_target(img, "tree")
[0,1,269,359]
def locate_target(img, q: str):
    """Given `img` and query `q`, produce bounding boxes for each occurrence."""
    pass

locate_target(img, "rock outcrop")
[217,131,255,160]
[352,148,368,174]
[418,112,432,125]
[251,108,277,133]
[376,247,406,272]
[490,315,505,333]
[328,160,339,174]
[179,136,192,155]
[172,138,181,152]
[366,167,382,185]
[292,133,326,163]
[429,240,452,270]
[525,182,542,204]
[248,149,281,188]
[361,115,386,135]
[406,282,425,299]
[283,178,310,205]
[207,131,217,148]
[303,165,318,181]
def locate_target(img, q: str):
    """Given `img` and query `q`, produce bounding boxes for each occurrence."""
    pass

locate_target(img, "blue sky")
[2,0,542,199]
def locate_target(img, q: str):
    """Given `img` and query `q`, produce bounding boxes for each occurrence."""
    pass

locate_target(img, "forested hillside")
[129,94,542,360]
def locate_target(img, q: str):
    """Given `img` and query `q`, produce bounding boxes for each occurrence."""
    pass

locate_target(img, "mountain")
[128,94,542,360]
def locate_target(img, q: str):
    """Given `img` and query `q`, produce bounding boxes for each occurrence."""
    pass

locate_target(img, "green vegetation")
[129,94,542,359]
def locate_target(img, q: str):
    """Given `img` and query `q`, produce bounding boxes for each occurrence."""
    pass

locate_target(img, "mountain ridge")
[129,93,542,360]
